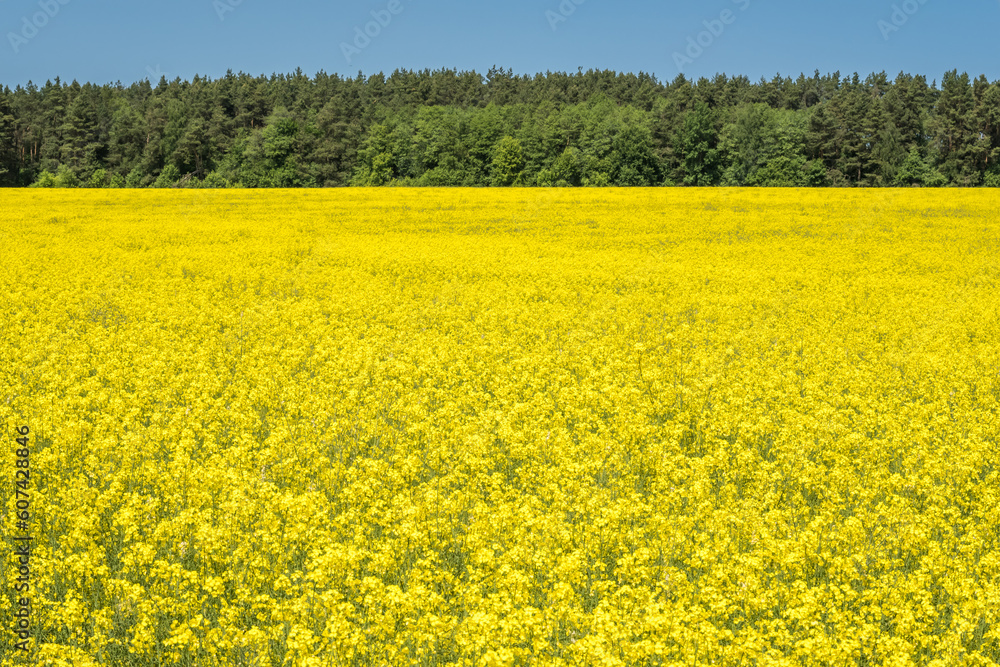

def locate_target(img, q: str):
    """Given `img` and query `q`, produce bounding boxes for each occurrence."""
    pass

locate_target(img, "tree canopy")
[2,67,999,188]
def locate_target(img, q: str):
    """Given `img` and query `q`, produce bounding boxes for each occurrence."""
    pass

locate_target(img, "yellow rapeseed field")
[2,188,999,666]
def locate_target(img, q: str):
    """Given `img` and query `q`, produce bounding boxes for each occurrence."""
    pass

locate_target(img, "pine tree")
[931,70,978,185]
[0,93,17,185]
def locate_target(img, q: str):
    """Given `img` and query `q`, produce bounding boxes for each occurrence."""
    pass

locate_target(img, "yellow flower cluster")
[2,188,999,666]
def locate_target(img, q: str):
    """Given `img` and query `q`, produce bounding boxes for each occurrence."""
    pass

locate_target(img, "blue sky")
[1,0,997,87]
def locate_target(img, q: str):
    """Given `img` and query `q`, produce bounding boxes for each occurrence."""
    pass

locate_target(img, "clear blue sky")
[1,0,997,87]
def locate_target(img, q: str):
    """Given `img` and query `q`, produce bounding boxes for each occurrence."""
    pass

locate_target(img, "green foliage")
[256,107,315,187]
[351,123,400,186]
[984,165,1000,187]
[534,169,555,187]
[30,170,57,188]
[0,95,16,186]
[2,68,1000,188]
[54,164,79,188]
[748,154,807,187]
[490,136,526,186]
[675,102,720,186]
[894,149,946,187]
[552,147,584,186]
[803,160,828,186]
[126,167,146,188]
[88,168,108,188]
[583,172,611,187]
[720,104,777,186]
[352,152,394,186]
[932,70,980,186]
[611,126,660,185]
[722,106,808,186]
[153,164,181,188]
[201,171,232,188]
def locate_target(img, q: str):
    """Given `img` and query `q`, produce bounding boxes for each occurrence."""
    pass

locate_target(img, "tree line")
[1,67,998,188]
